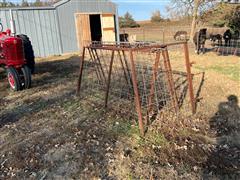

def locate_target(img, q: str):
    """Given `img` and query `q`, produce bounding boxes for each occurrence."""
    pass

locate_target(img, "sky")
[6,0,171,21]
[112,0,171,20]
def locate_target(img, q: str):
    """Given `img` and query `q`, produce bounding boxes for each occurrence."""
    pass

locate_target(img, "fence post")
[163,29,165,44]
[143,28,145,41]
[183,42,196,114]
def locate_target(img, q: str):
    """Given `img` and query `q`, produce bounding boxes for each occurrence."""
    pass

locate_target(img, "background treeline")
[119,2,239,34]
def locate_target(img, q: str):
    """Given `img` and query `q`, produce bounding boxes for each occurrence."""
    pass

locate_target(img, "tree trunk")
[190,0,201,42]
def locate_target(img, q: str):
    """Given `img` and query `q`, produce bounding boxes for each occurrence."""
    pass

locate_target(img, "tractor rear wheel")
[6,67,21,91]
[17,34,35,73]
[20,65,31,89]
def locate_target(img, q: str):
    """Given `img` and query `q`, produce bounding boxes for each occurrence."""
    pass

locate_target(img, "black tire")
[6,67,21,91]
[0,23,3,32]
[20,65,31,89]
[17,34,35,73]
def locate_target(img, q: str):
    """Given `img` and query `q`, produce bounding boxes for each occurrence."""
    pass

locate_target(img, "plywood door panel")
[75,14,91,51]
[101,14,116,42]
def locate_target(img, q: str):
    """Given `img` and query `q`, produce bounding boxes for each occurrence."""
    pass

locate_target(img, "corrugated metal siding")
[56,0,116,53]
[0,9,61,57]
[0,0,117,56]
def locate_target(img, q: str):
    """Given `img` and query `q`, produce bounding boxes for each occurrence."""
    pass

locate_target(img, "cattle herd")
[193,28,239,54]
[120,28,239,55]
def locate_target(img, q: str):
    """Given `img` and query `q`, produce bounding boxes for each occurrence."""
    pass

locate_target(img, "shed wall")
[0,9,61,57]
[0,0,117,56]
[56,0,116,53]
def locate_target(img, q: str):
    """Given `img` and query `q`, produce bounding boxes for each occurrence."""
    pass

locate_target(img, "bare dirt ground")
[0,50,239,179]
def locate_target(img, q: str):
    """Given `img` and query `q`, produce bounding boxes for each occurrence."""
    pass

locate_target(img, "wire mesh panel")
[76,41,196,135]
[215,39,240,56]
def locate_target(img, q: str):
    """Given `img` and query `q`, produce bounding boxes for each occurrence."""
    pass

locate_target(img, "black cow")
[193,28,207,54]
[209,34,222,46]
[120,33,129,42]
[223,29,232,46]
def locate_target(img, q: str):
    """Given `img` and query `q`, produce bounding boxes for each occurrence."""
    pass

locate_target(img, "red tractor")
[0,18,35,91]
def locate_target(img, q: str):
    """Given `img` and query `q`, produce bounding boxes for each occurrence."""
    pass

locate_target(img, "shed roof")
[0,0,115,10]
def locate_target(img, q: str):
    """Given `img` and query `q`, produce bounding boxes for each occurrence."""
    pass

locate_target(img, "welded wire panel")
[216,39,240,56]
[77,41,196,134]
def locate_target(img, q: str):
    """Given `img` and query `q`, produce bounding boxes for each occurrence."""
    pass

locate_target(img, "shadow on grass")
[203,95,240,178]
[32,56,80,87]
[0,88,120,179]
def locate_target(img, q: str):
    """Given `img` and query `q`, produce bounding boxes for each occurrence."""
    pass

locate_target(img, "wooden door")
[101,14,116,42]
[75,14,91,51]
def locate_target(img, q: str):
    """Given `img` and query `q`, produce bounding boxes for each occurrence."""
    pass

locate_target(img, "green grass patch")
[195,65,240,81]
[141,131,169,147]
[109,120,140,137]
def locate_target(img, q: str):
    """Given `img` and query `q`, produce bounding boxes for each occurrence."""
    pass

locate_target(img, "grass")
[109,119,169,148]
[1,39,240,178]
[195,65,240,81]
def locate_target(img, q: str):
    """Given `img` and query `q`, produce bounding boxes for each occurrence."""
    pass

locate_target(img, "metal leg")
[118,50,131,89]
[183,42,196,114]
[162,48,179,113]
[147,51,161,122]
[88,48,101,82]
[129,50,145,136]
[104,51,115,108]
[122,50,133,88]
[93,49,107,84]
[76,47,86,96]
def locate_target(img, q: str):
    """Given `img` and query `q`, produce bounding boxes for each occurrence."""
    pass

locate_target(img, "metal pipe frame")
[183,42,196,114]
[146,51,161,123]
[162,48,179,113]
[77,41,196,136]
[129,50,145,136]
[105,51,115,108]
[76,47,86,96]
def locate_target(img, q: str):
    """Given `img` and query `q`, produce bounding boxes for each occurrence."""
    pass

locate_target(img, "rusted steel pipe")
[183,42,196,114]
[118,50,131,88]
[122,50,133,89]
[87,41,188,52]
[129,50,145,136]
[93,49,107,84]
[147,51,161,121]
[76,47,86,96]
[104,51,115,108]
[87,48,102,82]
[162,49,179,113]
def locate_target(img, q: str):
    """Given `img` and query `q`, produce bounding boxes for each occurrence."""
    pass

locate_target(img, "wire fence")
[120,27,240,56]
[209,39,240,56]
[120,26,191,43]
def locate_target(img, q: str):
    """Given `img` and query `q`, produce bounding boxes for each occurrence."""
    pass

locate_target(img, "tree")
[0,0,7,7]
[0,0,17,7]
[190,0,201,42]
[151,10,163,23]
[21,0,29,7]
[119,12,140,28]
[226,6,240,31]
[169,0,217,41]
[33,0,45,6]
[200,3,239,31]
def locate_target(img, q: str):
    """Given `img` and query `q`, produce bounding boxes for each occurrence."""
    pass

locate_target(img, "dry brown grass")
[0,48,239,179]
